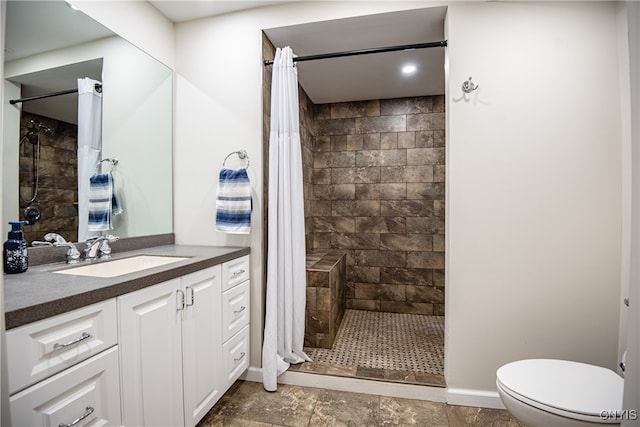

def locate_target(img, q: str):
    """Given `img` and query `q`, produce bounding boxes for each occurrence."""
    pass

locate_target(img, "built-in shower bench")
[305,250,346,349]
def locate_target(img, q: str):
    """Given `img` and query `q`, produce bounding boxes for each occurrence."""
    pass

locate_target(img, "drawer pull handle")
[59,405,94,427]
[234,352,246,363]
[232,268,245,277]
[54,332,92,349]
[234,306,246,315]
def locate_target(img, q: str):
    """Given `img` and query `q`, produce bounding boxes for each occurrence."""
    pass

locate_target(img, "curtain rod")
[9,83,102,105]
[263,40,447,66]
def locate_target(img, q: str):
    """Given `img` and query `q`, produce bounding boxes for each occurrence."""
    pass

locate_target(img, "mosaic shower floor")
[290,309,446,387]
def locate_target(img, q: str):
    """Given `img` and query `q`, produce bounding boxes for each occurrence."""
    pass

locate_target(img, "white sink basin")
[52,255,190,278]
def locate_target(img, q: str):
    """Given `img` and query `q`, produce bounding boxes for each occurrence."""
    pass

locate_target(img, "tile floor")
[197,380,523,427]
[294,310,445,387]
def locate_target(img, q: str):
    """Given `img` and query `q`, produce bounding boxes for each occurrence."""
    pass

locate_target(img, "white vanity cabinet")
[6,300,121,426]
[118,265,223,427]
[5,251,250,427]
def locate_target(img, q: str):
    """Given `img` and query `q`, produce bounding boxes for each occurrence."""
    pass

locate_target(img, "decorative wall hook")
[461,77,479,93]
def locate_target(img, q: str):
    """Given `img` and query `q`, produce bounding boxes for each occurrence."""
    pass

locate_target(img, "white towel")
[88,173,122,231]
[215,168,252,234]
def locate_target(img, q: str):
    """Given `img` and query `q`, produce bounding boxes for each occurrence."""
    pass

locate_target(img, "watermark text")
[600,410,638,421]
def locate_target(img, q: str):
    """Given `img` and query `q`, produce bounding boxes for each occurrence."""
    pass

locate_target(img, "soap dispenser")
[4,221,29,274]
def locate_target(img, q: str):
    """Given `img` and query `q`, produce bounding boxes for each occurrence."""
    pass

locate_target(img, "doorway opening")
[262,6,448,388]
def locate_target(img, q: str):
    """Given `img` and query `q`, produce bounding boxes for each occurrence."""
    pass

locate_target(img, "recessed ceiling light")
[402,65,417,74]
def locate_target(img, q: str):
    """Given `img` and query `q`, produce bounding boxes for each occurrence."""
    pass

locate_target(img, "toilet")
[496,359,624,426]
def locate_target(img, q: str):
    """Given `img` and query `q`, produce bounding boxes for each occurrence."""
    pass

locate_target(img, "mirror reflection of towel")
[216,168,252,234]
[88,173,122,231]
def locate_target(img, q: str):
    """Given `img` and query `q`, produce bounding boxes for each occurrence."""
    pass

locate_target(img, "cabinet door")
[118,278,184,427]
[181,265,223,427]
[10,346,121,427]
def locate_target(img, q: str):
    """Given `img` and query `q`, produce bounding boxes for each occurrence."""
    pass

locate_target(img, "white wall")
[445,1,623,396]
[617,1,632,375]
[623,1,639,423]
[1,81,19,236]
[68,0,175,69]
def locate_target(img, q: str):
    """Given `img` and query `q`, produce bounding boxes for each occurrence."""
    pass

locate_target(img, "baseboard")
[446,388,506,409]
[243,367,506,409]
[241,366,447,402]
[241,366,263,382]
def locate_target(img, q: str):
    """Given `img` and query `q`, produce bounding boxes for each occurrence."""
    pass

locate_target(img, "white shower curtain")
[77,77,103,242]
[262,46,310,391]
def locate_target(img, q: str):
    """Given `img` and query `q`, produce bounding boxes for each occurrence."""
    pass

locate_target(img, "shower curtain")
[77,77,103,242]
[262,46,310,391]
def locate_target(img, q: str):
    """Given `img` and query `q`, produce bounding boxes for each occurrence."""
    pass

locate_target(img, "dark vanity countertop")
[4,245,250,329]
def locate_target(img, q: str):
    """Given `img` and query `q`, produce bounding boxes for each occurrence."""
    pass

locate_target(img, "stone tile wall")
[19,112,78,244]
[309,97,446,316]
[299,86,315,252]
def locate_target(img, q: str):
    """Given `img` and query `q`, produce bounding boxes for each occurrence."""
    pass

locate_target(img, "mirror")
[2,0,173,245]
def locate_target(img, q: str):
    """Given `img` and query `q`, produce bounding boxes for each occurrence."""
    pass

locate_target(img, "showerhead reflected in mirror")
[2,0,173,245]
[18,120,51,228]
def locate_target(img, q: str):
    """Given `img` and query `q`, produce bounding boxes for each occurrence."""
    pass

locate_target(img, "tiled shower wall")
[308,97,446,316]
[19,112,78,244]
[300,88,315,251]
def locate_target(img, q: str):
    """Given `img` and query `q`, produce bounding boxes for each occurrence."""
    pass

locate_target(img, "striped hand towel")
[88,173,122,231]
[216,168,252,234]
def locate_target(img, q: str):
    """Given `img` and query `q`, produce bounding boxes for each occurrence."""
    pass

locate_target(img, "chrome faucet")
[82,235,119,261]
[33,233,81,264]
[57,242,81,264]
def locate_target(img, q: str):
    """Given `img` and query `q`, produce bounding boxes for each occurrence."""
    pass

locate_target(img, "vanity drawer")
[222,280,250,342]
[6,299,117,395]
[222,255,250,291]
[9,346,121,427]
[222,325,250,388]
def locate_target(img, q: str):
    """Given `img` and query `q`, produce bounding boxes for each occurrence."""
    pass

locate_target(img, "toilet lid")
[496,359,623,418]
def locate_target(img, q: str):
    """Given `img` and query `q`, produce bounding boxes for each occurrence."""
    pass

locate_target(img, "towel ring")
[95,157,119,173]
[223,149,250,169]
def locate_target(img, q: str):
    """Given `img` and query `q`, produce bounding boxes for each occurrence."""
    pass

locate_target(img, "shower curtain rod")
[263,40,447,66]
[9,83,102,105]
